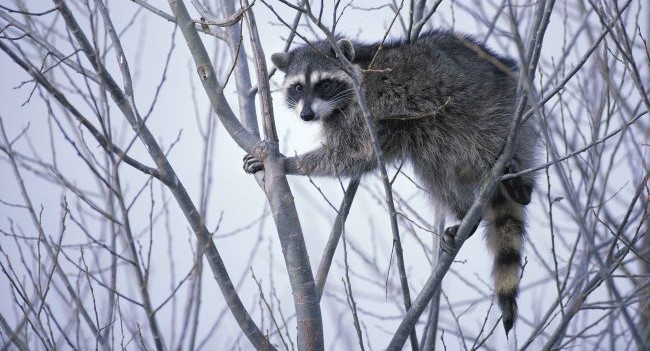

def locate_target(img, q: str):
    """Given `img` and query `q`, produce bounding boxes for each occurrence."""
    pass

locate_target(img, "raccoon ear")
[336,39,355,62]
[271,52,290,71]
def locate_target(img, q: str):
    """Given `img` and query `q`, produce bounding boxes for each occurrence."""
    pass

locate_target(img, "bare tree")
[0,0,647,350]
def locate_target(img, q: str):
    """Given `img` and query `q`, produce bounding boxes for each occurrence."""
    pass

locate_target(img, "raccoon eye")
[321,81,330,88]
[295,84,303,92]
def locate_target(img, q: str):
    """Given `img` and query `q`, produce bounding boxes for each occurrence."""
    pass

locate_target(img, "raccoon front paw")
[503,160,532,205]
[243,154,264,174]
[441,225,460,255]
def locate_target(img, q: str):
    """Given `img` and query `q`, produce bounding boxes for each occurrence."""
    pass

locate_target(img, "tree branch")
[243,1,324,348]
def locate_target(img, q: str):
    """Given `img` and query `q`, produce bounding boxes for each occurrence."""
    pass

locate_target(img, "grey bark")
[243,2,324,348]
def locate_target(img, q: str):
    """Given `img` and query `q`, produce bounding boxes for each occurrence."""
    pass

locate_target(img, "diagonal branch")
[315,177,361,298]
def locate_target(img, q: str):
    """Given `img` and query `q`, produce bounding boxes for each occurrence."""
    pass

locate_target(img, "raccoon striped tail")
[485,186,526,336]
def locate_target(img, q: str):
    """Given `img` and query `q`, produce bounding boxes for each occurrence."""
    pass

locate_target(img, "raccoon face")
[282,72,353,122]
[272,39,355,122]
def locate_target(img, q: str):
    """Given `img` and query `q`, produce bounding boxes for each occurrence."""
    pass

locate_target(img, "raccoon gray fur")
[243,29,537,335]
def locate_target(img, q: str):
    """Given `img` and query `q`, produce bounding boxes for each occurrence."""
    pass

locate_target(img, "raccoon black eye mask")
[244,29,537,335]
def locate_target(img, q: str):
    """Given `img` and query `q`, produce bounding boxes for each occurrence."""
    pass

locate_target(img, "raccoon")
[243,30,537,335]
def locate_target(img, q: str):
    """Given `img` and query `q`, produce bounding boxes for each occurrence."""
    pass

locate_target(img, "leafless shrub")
[0,0,647,350]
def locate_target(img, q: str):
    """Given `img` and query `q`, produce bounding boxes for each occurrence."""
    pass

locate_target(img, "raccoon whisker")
[332,88,354,94]
[285,98,298,108]
[328,97,350,105]
[313,100,336,119]
[329,99,349,107]
[331,89,354,97]
[328,91,354,101]
[329,94,353,104]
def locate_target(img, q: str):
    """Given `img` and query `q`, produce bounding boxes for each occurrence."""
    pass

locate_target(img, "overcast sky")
[0,1,648,349]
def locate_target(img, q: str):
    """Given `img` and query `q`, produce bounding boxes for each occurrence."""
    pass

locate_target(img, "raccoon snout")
[300,106,315,121]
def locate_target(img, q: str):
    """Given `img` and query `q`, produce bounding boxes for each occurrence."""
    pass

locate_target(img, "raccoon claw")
[503,160,532,205]
[441,225,459,255]
[243,154,264,174]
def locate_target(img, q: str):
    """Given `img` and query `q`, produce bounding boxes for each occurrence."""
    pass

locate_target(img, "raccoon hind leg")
[440,189,480,255]
[440,222,480,255]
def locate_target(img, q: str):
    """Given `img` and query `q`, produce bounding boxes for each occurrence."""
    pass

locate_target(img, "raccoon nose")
[300,107,315,121]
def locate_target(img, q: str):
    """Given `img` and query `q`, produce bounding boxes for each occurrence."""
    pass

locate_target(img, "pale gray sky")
[0,1,647,349]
